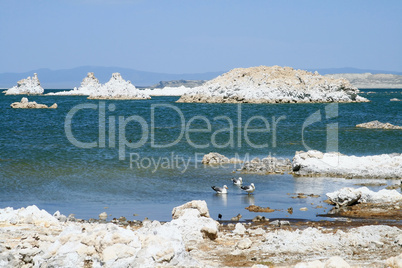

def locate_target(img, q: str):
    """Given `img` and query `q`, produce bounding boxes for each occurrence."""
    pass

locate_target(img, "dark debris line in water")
[0,90,401,221]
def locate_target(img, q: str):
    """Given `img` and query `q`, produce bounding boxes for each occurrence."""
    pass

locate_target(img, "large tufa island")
[4,73,44,95]
[88,73,150,100]
[177,66,369,104]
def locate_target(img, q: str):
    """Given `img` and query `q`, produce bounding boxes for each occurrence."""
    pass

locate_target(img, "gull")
[231,177,243,186]
[211,185,228,194]
[241,183,255,195]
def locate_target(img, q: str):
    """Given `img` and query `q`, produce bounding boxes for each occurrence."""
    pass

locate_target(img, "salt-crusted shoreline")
[1,200,402,267]
[3,73,44,95]
[177,66,369,104]
[202,151,402,179]
[292,150,402,179]
[140,86,191,96]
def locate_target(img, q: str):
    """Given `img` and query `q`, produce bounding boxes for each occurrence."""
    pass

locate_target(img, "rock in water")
[10,97,57,109]
[4,73,44,95]
[99,212,108,221]
[177,66,369,103]
[88,73,151,100]
[201,152,230,165]
[356,120,402,129]
[47,72,101,96]
[326,187,402,206]
[240,156,292,174]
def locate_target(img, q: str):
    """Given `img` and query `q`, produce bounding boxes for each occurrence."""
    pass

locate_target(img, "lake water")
[0,89,401,221]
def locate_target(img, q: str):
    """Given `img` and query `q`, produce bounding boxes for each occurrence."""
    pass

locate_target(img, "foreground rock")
[0,202,402,267]
[292,150,402,179]
[88,73,151,100]
[356,120,402,129]
[46,72,101,96]
[0,201,216,267]
[177,66,369,104]
[10,97,57,109]
[239,156,291,174]
[4,73,44,95]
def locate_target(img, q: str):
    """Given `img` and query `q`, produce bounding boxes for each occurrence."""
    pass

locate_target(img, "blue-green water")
[0,89,401,221]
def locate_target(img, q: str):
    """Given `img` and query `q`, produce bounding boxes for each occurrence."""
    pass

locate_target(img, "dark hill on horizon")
[1,66,401,89]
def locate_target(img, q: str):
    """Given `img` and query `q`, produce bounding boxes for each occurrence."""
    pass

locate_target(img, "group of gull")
[211,177,255,195]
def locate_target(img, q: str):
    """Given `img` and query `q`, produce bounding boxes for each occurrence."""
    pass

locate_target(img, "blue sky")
[1,0,401,74]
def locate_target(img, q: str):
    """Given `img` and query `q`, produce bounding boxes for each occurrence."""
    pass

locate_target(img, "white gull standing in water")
[241,183,255,195]
[211,185,228,194]
[231,177,243,186]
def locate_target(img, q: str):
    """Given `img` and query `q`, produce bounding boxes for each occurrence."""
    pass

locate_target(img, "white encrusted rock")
[172,200,210,219]
[88,73,150,100]
[5,73,44,95]
[201,152,230,165]
[47,72,101,96]
[236,238,252,250]
[324,256,350,268]
[356,120,402,129]
[169,208,219,242]
[10,97,57,109]
[326,187,402,206]
[102,243,137,263]
[292,150,402,178]
[0,205,59,227]
[386,253,402,268]
[233,223,246,235]
[294,260,324,268]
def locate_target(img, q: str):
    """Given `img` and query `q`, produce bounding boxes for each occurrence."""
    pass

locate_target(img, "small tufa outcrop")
[88,73,151,100]
[5,73,44,95]
[201,152,242,165]
[356,120,402,129]
[201,152,230,165]
[240,156,292,174]
[47,72,101,96]
[11,97,57,109]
